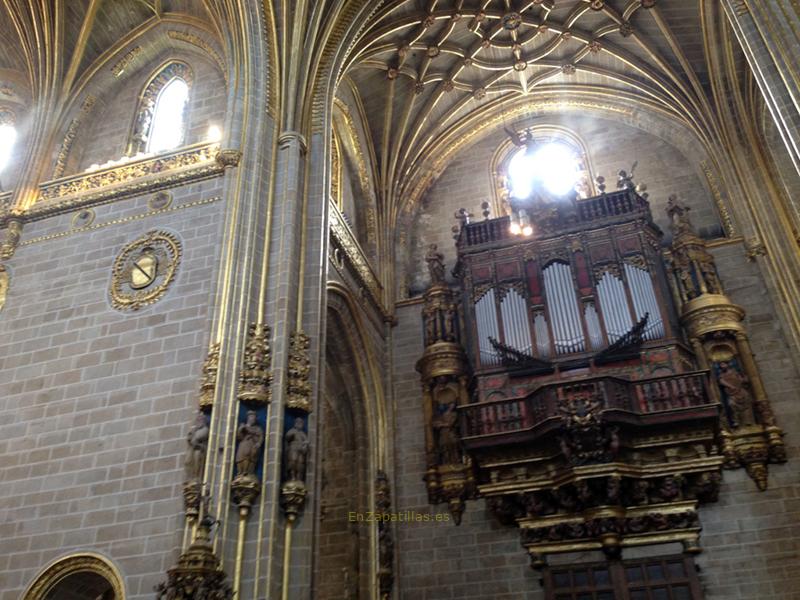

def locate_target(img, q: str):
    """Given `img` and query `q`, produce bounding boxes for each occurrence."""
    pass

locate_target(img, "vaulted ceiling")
[340,0,746,220]
[0,0,223,117]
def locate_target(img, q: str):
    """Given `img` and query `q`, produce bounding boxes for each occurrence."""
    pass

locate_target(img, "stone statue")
[284,417,309,482]
[432,402,461,465]
[698,260,723,294]
[132,97,155,148]
[185,410,210,481]
[718,362,755,428]
[666,195,693,236]
[425,244,446,285]
[235,410,264,477]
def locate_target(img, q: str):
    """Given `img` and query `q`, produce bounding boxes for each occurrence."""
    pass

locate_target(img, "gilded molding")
[333,97,378,252]
[19,196,220,247]
[0,264,8,312]
[53,95,97,179]
[23,554,125,600]
[167,30,227,80]
[329,201,384,309]
[286,331,312,413]
[109,229,182,311]
[237,323,273,405]
[111,46,142,77]
[700,160,737,237]
[18,143,226,223]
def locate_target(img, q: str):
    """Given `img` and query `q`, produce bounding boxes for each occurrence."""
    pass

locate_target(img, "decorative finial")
[595,175,606,193]
[481,201,491,220]
[454,208,472,226]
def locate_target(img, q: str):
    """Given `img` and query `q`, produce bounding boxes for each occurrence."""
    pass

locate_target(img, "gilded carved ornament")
[109,230,182,311]
[417,252,474,524]
[156,501,232,599]
[668,197,786,490]
[199,343,220,409]
[0,218,22,259]
[286,331,312,413]
[237,323,272,405]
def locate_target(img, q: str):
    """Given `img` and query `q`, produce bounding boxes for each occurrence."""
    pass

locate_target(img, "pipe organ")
[417,180,785,569]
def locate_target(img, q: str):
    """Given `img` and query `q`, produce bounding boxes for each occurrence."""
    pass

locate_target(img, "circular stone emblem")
[110,230,181,311]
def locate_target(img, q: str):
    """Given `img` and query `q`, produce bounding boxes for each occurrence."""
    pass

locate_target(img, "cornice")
[329,199,385,313]
[1,142,239,224]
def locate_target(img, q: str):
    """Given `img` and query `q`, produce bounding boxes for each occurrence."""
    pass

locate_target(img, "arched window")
[147,78,189,153]
[491,126,595,214]
[0,108,17,175]
[129,62,193,155]
[507,141,581,199]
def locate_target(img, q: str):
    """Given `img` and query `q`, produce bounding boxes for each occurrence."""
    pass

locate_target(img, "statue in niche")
[717,361,756,428]
[235,410,264,477]
[666,195,693,236]
[132,97,156,149]
[185,410,210,481]
[698,259,723,294]
[431,377,461,464]
[285,417,309,482]
[425,244,446,285]
[443,304,457,341]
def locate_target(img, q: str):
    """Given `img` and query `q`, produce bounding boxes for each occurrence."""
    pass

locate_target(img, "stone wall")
[0,175,227,599]
[391,301,539,600]
[66,50,227,177]
[697,242,800,600]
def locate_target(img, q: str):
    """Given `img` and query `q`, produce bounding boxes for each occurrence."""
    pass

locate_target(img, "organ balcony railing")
[459,371,715,443]
[456,189,654,249]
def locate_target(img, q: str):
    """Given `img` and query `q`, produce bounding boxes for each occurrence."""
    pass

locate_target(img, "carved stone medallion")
[110,230,181,310]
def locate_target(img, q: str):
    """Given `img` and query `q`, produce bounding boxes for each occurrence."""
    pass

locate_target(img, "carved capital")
[231,473,261,515]
[215,148,242,168]
[281,480,308,521]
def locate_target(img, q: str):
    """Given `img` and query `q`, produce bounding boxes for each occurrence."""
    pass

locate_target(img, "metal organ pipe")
[597,272,632,343]
[500,288,533,354]
[534,313,550,357]
[475,288,500,365]
[624,263,664,339]
[543,262,585,354]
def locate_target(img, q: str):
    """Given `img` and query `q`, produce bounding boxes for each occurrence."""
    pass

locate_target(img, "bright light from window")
[207,124,222,142]
[507,142,580,198]
[147,78,189,153]
[0,124,17,174]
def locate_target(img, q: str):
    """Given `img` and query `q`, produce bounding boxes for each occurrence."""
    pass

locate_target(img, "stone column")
[722,0,800,183]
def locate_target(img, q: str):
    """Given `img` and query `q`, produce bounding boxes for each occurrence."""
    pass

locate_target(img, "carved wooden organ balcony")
[416,185,786,568]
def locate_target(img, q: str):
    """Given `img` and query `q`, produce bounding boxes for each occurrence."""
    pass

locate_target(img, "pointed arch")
[127,60,194,155]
